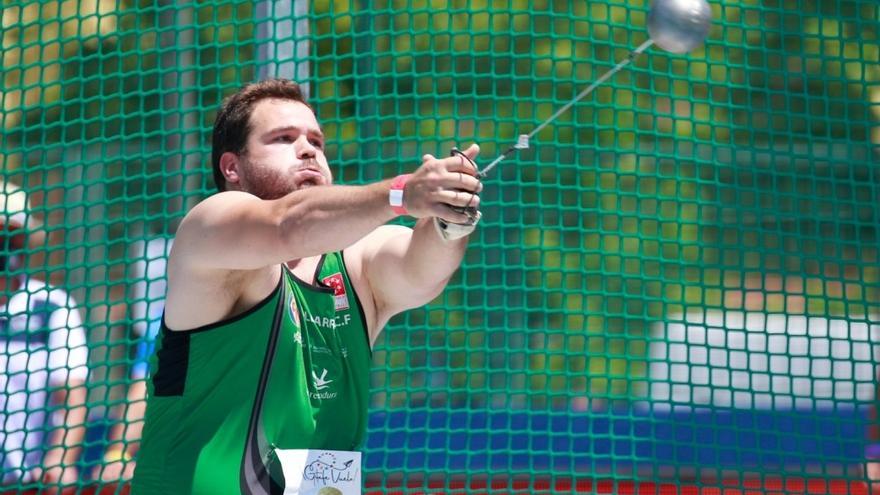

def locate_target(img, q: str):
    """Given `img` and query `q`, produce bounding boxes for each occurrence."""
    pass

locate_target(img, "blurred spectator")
[96,236,172,482]
[0,181,89,489]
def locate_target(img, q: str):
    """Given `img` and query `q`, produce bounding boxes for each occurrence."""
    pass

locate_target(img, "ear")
[219,151,242,186]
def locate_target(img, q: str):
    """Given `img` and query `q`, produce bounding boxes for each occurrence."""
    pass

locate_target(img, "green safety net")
[1,1,878,493]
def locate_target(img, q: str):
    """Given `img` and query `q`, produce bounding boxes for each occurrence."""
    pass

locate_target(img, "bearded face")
[229,99,333,199]
[236,155,304,200]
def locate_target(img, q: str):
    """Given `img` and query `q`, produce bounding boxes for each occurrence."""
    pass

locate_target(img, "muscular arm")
[361,219,469,328]
[168,144,481,331]
[175,177,478,274]
[175,183,400,272]
[352,144,482,337]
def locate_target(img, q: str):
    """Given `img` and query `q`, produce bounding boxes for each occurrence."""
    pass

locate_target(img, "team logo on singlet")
[288,294,301,328]
[310,368,337,400]
[321,273,349,311]
[288,295,303,345]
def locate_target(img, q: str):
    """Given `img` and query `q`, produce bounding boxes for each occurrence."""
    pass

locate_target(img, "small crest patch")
[321,273,349,311]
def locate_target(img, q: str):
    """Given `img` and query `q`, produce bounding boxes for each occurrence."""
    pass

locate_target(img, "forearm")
[279,181,398,258]
[104,397,146,453]
[120,382,148,452]
[401,218,468,292]
[45,385,87,465]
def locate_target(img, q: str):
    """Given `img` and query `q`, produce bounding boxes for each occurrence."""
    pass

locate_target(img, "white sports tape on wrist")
[434,211,482,241]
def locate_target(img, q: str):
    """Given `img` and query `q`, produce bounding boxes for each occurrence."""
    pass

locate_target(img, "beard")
[238,157,321,200]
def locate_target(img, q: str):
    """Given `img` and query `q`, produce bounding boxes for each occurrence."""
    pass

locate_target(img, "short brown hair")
[211,79,312,191]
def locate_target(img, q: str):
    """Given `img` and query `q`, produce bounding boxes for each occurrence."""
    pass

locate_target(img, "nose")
[296,135,316,160]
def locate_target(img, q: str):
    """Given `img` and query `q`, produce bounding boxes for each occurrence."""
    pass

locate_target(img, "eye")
[309,138,324,149]
[274,135,295,143]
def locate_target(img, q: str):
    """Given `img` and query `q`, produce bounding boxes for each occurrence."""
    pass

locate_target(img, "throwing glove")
[434,210,482,241]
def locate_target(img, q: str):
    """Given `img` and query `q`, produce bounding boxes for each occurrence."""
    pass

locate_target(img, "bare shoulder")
[163,193,282,331]
[168,191,254,275]
[164,250,281,331]
[174,191,260,242]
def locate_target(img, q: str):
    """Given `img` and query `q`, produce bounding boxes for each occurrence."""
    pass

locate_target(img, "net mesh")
[1,0,879,493]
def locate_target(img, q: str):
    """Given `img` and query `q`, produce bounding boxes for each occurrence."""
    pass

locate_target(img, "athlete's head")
[0,181,40,272]
[212,79,331,199]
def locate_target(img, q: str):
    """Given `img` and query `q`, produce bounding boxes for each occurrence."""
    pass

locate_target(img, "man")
[132,79,483,494]
[0,181,89,489]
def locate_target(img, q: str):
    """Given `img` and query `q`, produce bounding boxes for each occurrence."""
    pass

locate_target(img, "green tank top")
[132,252,372,494]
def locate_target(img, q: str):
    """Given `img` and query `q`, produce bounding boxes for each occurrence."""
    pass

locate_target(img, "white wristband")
[389,174,411,215]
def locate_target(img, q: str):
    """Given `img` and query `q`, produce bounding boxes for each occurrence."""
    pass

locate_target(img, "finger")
[422,153,436,163]
[437,172,482,193]
[436,190,480,209]
[461,143,480,160]
[443,154,479,175]
[432,205,474,225]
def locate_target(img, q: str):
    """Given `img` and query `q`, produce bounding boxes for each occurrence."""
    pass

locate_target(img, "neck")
[285,255,324,285]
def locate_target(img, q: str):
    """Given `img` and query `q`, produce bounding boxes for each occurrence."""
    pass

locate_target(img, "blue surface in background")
[79,405,871,476]
[364,406,870,473]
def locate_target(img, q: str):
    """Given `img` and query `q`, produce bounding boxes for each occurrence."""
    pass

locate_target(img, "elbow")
[277,207,301,246]
[276,195,308,235]
[276,202,322,256]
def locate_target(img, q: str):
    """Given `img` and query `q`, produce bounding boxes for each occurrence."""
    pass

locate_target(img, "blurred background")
[1,0,878,493]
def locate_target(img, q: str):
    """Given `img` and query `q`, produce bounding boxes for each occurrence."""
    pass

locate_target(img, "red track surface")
[365,478,877,495]
[6,478,878,494]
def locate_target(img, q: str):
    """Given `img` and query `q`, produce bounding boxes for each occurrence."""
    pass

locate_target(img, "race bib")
[275,449,362,495]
